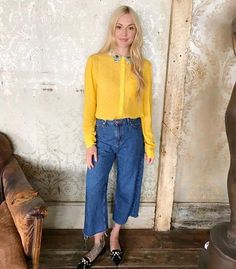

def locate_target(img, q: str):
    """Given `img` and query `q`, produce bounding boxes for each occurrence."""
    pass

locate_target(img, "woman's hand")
[145,154,154,165]
[86,145,98,169]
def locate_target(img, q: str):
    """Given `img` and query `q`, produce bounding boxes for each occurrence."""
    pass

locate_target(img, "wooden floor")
[40,229,209,269]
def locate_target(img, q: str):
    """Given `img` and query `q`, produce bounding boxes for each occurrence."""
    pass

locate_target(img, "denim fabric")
[84,118,145,237]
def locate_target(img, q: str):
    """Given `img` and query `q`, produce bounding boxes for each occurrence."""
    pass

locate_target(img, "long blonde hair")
[99,6,145,91]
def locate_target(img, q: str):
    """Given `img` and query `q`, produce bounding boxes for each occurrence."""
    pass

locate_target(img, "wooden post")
[155,0,193,231]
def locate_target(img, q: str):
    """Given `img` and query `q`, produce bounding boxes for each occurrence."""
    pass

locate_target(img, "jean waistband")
[96,117,141,126]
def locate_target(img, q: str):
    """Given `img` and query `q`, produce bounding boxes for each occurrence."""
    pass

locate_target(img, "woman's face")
[114,13,136,50]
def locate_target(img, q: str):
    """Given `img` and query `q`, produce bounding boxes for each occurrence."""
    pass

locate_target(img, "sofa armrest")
[2,157,48,258]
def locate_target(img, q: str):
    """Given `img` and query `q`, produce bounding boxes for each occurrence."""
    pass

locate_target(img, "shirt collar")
[109,51,131,64]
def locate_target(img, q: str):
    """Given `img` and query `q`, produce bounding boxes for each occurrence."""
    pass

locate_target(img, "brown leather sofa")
[0,132,48,269]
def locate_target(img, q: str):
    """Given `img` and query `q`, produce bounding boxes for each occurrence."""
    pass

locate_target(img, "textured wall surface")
[175,0,236,203]
[0,1,171,227]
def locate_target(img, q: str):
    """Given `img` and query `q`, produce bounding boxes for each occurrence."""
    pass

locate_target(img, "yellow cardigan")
[83,53,156,158]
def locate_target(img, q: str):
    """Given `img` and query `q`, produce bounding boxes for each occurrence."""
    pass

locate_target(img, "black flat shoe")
[76,256,91,269]
[110,249,123,266]
[77,246,106,269]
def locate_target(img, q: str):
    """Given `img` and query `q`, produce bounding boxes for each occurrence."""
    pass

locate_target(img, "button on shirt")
[83,53,156,158]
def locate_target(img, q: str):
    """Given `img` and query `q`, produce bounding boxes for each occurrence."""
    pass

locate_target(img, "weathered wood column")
[155,0,193,231]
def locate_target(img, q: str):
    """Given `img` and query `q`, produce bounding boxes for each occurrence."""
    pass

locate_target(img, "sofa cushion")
[0,201,27,269]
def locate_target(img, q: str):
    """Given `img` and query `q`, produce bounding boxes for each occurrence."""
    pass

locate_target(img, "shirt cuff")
[85,141,95,149]
[145,146,155,158]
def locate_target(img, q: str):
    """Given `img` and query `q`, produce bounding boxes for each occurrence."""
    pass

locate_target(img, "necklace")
[109,51,131,64]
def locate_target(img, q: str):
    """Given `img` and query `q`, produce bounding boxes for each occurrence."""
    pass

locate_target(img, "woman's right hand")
[86,145,98,169]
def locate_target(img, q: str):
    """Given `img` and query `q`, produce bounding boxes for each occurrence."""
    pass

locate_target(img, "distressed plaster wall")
[175,0,236,203]
[0,0,171,228]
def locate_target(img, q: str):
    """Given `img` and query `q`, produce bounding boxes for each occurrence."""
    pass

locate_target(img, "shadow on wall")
[14,154,85,228]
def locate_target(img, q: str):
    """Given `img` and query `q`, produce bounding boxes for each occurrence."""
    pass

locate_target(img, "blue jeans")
[84,118,145,237]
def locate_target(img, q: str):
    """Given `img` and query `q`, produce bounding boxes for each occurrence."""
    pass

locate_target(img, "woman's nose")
[121,28,128,36]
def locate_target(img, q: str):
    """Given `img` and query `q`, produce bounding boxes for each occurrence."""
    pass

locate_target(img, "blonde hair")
[99,6,145,91]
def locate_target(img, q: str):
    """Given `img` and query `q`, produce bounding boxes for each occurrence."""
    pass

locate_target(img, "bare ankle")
[110,229,119,238]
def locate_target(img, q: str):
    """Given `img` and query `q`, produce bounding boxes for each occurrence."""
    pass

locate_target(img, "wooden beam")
[172,202,230,229]
[155,0,193,231]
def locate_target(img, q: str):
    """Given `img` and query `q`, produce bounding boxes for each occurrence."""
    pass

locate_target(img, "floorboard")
[40,229,209,269]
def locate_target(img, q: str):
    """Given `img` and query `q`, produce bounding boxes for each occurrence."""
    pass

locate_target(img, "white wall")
[175,0,236,203]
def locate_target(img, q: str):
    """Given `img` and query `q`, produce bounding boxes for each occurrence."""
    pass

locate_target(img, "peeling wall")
[175,0,236,203]
[0,1,171,227]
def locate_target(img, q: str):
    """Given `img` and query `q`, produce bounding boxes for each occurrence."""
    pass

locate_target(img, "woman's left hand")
[145,154,154,164]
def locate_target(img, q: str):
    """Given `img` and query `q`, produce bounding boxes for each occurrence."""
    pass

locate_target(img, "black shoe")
[110,249,123,266]
[76,256,91,269]
[77,246,106,269]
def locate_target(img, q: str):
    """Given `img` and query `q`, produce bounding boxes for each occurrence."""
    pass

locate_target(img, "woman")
[77,5,155,269]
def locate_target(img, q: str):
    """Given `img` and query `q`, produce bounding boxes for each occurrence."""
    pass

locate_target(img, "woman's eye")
[116,25,122,29]
[129,26,135,31]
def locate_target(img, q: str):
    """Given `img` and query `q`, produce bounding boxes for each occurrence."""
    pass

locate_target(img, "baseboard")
[172,202,231,229]
[43,202,229,229]
[43,202,155,229]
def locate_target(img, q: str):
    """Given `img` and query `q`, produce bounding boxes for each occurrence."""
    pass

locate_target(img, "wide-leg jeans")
[84,117,145,237]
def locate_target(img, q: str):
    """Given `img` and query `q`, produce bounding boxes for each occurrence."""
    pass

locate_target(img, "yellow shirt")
[83,53,156,158]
